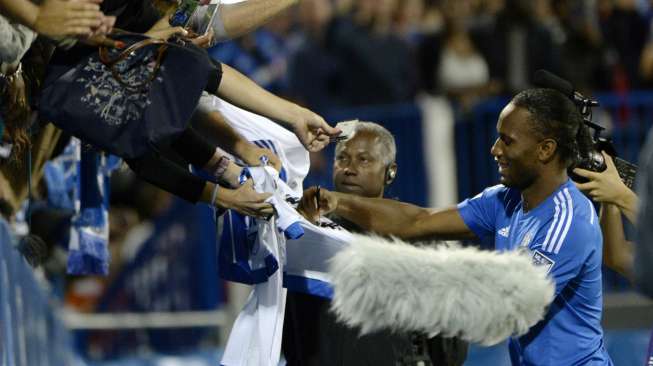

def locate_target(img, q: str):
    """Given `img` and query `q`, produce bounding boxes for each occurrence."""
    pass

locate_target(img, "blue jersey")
[458,179,613,366]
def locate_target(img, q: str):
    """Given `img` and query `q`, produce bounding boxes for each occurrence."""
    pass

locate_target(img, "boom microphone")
[533,69,574,97]
[533,69,599,118]
[329,234,555,346]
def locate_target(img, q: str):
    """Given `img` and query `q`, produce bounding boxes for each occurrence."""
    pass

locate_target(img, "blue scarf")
[45,139,121,275]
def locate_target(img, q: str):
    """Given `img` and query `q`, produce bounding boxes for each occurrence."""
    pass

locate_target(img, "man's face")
[333,131,388,198]
[490,103,542,189]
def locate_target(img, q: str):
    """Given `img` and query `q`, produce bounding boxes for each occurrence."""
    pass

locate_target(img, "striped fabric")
[542,188,574,254]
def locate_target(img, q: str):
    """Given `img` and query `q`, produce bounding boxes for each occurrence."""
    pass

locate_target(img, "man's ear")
[538,138,558,163]
[385,163,397,185]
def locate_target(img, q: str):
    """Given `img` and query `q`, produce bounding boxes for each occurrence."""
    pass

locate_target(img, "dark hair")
[511,88,588,167]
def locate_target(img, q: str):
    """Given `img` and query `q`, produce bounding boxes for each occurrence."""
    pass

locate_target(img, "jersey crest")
[532,250,555,274]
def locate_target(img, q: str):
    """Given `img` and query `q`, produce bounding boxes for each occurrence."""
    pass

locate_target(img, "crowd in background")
[4,0,653,312]
[211,0,653,111]
[2,1,653,363]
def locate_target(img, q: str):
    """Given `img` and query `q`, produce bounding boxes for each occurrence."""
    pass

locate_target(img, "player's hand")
[297,186,338,223]
[292,108,341,152]
[573,151,630,205]
[215,180,273,219]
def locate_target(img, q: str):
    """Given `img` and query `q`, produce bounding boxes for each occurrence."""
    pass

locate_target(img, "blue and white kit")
[458,180,614,366]
[200,95,351,366]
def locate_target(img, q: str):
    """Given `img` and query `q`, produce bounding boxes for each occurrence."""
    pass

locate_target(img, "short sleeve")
[457,185,504,240]
[531,219,596,296]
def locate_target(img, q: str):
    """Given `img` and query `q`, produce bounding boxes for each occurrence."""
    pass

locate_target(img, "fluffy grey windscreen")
[328,234,555,346]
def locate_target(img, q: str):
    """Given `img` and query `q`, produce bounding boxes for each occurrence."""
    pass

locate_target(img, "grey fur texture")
[329,234,555,346]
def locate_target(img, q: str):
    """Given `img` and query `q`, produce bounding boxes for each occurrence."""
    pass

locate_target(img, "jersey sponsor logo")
[532,250,555,274]
[498,226,510,237]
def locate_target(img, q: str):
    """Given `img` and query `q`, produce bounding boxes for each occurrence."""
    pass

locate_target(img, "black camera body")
[533,70,638,189]
[570,139,638,189]
[575,150,607,175]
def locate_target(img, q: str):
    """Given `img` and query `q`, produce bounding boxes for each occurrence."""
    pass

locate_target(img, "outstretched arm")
[299,187,476,240]
[0,0,107,39]
[190,108,282,171]
[218,0,297,40]
[217,63,340,152]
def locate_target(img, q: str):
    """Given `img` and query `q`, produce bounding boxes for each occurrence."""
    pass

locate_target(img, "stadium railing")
[0,218,85,366]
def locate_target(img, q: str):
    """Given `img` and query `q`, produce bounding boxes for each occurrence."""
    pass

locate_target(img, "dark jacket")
[282,216,468,366]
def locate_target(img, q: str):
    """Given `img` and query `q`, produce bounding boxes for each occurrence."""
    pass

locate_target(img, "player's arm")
[299,187,475,240]
[599,203,634,280]
[218,0,297,40]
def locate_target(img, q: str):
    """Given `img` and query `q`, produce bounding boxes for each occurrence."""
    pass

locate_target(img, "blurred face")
[490,103,541,189]
[333,131,389,198]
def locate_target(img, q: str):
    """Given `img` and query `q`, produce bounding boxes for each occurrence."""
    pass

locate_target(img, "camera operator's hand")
[297,186,338,223]
[574,151,638,223]
[291,107,341,152]
[214,180,274,219]
[574,151,631,204]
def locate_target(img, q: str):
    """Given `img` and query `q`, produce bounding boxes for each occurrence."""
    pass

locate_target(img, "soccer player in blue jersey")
[300,88,614,365]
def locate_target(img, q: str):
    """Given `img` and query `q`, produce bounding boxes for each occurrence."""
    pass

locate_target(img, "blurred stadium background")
[3,0,653,365]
